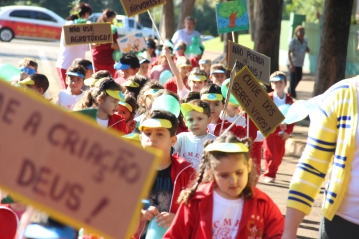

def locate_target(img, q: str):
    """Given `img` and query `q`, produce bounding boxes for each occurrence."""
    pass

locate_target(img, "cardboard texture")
[230,66,284,137]
[117,32,147,53]
[215,0,249,34]
[63,23,113,46]
[0,80,161,239]
[120,0,166,17]
[227,41,270,84]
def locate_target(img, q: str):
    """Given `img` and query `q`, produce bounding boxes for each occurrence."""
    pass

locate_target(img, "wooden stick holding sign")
[147,10,164,44]
[0,80,161,239]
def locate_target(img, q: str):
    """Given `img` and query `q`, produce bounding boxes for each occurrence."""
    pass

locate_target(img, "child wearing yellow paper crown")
[75,77,127,134]
[117,94,137,133]
[133,110,195,238]
[173,99,216,170]
[164,133,284,238]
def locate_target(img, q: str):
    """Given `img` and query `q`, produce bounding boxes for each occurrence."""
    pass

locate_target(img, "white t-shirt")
[207,123,217,135]
[273,92,286,107]
[220,111,246,127]
[336,85,359,224]
[171,29,201,46]
[56,90,85,111]
[55,21,88,69]
[96,117,109,128]
[288,37,308,67]
[212,190,244,239]
[173,132,216,170]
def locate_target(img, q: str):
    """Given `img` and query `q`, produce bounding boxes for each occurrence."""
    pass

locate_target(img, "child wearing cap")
[146,38,157,62]
[174,42,187,60]
[150,51,172,81]
[164,56,191,94]
[263,71,294,183]
[199,59,211,76]
[72,58,94,79]
[173,100,216,170]
[123,75,149,100]
[56,65,86,110]
[114,53,140,83]
[74,77,127,134]
[18,57,38,82]
[138,56,151,78]
[84,70,112,88]
[210,63,227,86]
[134,110,195,238]
[135,80,164,123]
[19,73,49,96]
[117,94,137,133]
[164,133,284,238]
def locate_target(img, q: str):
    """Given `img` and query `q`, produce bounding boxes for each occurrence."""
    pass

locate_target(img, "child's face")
[99,95,119,116]
[67,76,84,94]
[210,73,226,86]
[203,100,223,123]
[121,68,138,79]
[117,104,132,122]
[271,80,286,94]
[139,63,149,75]
[188,80,206,92]
[184,110,211,136]
[226,104,239,117]
[20,65,37,81]
[200,63,210,74]
[179,66,190,78]
[140,127,176,154]
[176,48,185,56]
[144,95,154,110]
[212,154,252,200]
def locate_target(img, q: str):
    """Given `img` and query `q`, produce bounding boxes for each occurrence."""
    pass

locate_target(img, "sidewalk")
[257,72,321,239]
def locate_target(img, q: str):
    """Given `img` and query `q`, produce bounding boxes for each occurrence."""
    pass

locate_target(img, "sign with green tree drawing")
[216,0,249,34]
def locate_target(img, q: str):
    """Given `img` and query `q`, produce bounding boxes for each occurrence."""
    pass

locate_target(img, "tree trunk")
[177,0,196,29]
[254,0,283,74]
[160,0,175,41]
[248,0,257,42]
[313,0,354,96]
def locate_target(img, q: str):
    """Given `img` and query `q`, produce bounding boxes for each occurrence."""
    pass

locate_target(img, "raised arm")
[164,48,185,91]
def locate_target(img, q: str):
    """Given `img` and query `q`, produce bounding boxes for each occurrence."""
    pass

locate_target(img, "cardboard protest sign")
[117,32,147,53]
[120,0,166,17]
[0,80,161,239]
[227,41,271,84]
[216,0,249,34]
[63,23,113,46]
[230,66,284,137]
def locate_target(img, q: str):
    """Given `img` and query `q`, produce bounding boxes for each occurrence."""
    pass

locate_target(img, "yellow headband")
[188,74,207,82]
[180,103,204,116]
[201,93,223,101]
[122,132,140,141]
[118,101,133,112]
[106,90,125,101]
[84,78,99,86]
[204,143,249,153]
[19,78,35,85]
[139,118,172,131]
[123,80,139,88]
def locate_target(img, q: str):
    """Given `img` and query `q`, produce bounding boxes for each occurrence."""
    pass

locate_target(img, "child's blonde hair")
[178,133,255,205]
[74,77,121,110]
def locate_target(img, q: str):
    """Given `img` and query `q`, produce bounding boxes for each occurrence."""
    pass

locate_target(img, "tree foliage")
[285,0,324,23]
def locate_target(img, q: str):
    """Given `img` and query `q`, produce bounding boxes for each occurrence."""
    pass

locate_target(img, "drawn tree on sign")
[218,1,247,28]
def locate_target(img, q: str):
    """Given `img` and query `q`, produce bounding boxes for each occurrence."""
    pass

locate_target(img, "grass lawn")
[202,34,254,52]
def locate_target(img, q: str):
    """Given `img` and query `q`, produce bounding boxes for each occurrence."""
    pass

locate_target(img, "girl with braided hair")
[164,133,284,239]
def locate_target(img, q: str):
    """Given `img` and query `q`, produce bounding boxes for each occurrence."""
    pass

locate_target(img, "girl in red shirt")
[164,133,284,239]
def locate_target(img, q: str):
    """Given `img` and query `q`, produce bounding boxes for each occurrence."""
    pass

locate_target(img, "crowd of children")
[1,31,295,238]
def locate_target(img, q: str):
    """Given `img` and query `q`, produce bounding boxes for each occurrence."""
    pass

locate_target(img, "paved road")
[0,39,62,101]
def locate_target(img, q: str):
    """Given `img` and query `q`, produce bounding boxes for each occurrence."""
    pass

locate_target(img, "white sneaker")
[264,177,275,183]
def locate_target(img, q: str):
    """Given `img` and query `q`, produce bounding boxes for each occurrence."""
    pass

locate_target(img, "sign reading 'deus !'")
[0,80,161,239]
[63,23,113,46]
[230,66,284,137]
[120,0,166,17]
